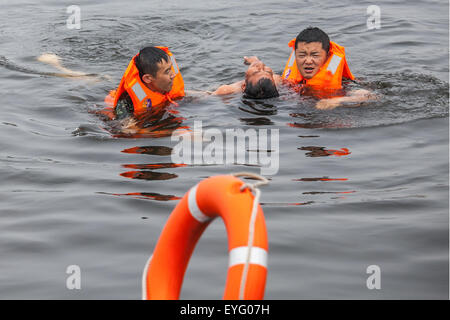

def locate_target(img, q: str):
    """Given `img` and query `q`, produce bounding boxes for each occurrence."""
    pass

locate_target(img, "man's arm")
[37,53,110,81]
[212,80,245,95]
[315,89,377,110]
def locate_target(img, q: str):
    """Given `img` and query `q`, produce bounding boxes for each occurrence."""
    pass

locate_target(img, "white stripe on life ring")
[228,246,268,268]
[188,184,211,223]
[141,254,152,300]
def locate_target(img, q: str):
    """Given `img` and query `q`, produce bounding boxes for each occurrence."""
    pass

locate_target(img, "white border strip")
[229,246,268,268]
[188,184,211,223]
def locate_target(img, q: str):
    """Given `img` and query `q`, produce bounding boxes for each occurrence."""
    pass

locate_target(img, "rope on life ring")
[142,173,269,300]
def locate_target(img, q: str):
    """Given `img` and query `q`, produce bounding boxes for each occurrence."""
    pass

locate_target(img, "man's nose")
[254,61,264,69]
[305,56,314,64]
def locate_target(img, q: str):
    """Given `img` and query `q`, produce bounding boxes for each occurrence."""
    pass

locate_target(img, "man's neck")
[145,82,167,95]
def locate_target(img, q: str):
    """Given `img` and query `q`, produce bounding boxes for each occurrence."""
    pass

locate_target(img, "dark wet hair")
[295,27,330,54]
[135,46,169,79]
[243,78,279,99]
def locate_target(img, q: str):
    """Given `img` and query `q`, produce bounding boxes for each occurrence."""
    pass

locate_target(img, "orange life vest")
[282,39,354,90]
[111,47,185,117]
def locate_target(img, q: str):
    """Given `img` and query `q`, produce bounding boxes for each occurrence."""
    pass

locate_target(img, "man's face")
[245,61,276,87]
[144,59,176,93]
[295,42,328,79]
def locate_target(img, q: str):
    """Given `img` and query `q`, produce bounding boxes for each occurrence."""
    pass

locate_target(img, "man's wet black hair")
[243,78,279,99]
[135,46,169,79]
[295,27,330,54]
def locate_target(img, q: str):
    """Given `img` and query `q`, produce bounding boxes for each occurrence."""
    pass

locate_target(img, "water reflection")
[97,103,189,139]
[288,121,350,129]
[120,171,178,181]
[98,191,181,201]
[303,191,356,195]
[240,117,273,126]
[298,146,351,157]
[120,145,184,180]
[288,112,350,129]
[122,163,186,170]
[293,177,348,182]
[260,201,315,207]
[121,146,173,156]
[239,99,277,116]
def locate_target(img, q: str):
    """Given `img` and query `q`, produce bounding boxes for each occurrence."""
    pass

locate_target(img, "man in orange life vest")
[259,27,374,109]
[110,46,280,121]
[109,46,185,120]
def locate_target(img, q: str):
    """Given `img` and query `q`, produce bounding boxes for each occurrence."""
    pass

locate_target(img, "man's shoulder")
[213,80,244,95]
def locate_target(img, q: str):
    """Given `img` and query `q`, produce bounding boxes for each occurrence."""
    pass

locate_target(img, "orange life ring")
[142,175,269,300]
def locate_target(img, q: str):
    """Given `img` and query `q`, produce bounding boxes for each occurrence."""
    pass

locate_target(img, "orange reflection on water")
[120,171,178,181]
[122,163,187,170]
[112,126,188,139]
[100,191,181,201]
[96,101,189,139]
[299,146,351,157]
[116,192,181,201]
[326,148,350,156]
[121,146,173,156]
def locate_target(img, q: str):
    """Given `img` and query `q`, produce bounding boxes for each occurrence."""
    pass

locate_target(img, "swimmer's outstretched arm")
[314,89,378,110]
[212,80,245,95]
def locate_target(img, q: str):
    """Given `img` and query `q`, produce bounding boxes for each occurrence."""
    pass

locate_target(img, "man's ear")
[141,74,154,85]
[241,82,246,91]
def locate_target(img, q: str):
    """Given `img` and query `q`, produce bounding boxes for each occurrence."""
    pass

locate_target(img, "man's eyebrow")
[297,50,320,55]
[165,64,173,72]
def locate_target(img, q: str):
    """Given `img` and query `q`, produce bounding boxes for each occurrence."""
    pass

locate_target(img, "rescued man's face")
[295,42,328,79]
[150,59,176,93]
[245,61,275,86]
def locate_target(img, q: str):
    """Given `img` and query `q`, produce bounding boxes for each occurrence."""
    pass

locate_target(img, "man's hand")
[315,99,341,110]
[315,89,377,110]
[243,56,261,65]
[120,118,139,134]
